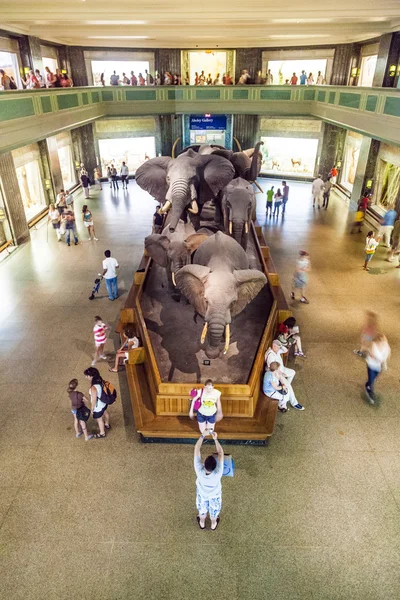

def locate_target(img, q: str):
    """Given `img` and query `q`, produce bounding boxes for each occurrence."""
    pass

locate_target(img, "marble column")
[159,115,183,156]
[331,44,355,86]
[350,137,373,207]
[235,48,262,83]
[27,36,44,74]
[318,123,346,178]
[155,49,181,81]
[71,124,97,177]
[0,153,29,244]
[67,47,89,87]
[43,138,63,198]
[233,115,259,151]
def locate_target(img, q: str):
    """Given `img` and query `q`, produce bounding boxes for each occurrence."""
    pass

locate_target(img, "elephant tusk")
[245,222,249,234]
[200,322,208,344]
[223,324,230,354]
[229,221,233,235]
[188,200,199,214]
[172,272,176,287]
[161,200,172,213]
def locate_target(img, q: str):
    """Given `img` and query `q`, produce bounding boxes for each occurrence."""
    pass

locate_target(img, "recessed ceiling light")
[86,20,147,25]
[87,36,149,39]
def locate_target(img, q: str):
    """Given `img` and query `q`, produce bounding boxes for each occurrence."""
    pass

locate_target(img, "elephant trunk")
[204,311,226,359]
[249,140,264,182]
[167,179,190,232]
[231,220,245,245]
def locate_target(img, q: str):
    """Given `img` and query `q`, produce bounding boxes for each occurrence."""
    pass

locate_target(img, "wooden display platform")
[118,221,290,443]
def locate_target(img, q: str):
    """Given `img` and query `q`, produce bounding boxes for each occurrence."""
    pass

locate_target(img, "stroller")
[89,275,103,300]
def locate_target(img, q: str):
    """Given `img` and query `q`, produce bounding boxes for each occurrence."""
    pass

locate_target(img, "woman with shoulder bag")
[84,367,111,439]
[48,203,62,241]
[189,379,223,434]
[68,379,93,440]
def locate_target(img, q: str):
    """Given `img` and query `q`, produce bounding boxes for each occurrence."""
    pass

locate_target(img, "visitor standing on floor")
[82,205,98,241]
[322,177,333,209]
[152,206,164,233]
[379,208,398,248]
[363,231,381,271]
[194,430,224,530]
[92,315,109,366]
[282,181,289,214]
[64,209,79,246]
[386,218,400,264]
[84,367,112,438]
[67,379,93,441]
[265,340,305,410]
[353,310,379,357]
[94,167,102,190]
[291,250,311,303]
[48,203,62,241]
[266,185,274,216]
[189,379,223,434]
[364,333,391,404]
[110,165,118,190]
[56,189,66,213]
[312,175,324,209]
[273,188,283,216]
[80,169,90,199]
[102,249,119,300]
[120,162,129,189]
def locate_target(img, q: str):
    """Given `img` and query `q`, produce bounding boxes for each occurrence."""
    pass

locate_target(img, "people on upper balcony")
[307,72,314,85]
[155,71,162,85]
[24,69,40,89]
[35,69,46,87]
[130,71,137,86]
[213,73,221,85]
[199,70,206,85]
[110,71,119,86]
[45,66,57,88]
[238,69,250,84]
[266,69,273,85]
[194,71,199,85]
[54,68,63,87]
[164,71,172,85]
[290,72,298,85]
[60,73,73,87]
[145,69,154,85]
[121,72,130,85]
[316,71,324,85]
[100,72,105,86]
[299,70,307,85]
[222,72,232,85]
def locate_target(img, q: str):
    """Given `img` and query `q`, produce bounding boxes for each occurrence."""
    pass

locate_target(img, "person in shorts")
[48,203,61,241]
[351,207,365,234]
[92,316,109,366]
[67,379,93,441]
[278,316,306,358]
[387,217,400,264]
[84,367,111,439]
[266,186,274,217]
[194,430,224,530]
[291,250,311,303]
[109,327,139,372]
[82,205,98,241]
[363,231,381,271]
[189,379,223,434]
[120,162,129,189]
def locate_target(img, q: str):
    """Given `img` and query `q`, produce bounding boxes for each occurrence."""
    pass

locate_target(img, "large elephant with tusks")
[176,232,267,359]
[135,150,235,233]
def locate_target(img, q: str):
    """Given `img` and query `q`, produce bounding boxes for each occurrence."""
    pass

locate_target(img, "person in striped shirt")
[92,316,110,367]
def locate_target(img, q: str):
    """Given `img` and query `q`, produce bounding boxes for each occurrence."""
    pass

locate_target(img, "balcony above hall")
[1,85,400,153]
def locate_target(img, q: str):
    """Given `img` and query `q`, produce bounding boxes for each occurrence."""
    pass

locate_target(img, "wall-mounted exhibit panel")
[12,143,47,223]
[373,143,400,212]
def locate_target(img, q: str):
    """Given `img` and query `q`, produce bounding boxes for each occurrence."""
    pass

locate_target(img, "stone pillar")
[159,115,183,156]
[0,153,29,244]
[67,47,89,87]
[235,48,262,84]
[17,36,32,73]
[43,137,63,197]
[155,49,181,82]
[233,115,259,151]
[350,137,373,207]
[27,36,44,74]
[71,124,97,177]
[373,34,393,87]
[57,45,71,76]
[331,44,355,86]
[318,123,347,178]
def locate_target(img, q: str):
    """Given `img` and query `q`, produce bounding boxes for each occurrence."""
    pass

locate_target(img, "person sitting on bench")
[109,327,139,372]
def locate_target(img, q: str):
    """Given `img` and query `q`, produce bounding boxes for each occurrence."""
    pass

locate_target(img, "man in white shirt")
[264,340,305,410]
[194,430,224,530]
[312,176,325,209]
[102,249,119,301]
[120,162,129,190]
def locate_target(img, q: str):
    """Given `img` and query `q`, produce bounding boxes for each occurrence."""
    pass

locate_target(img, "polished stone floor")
[1,179,400,599]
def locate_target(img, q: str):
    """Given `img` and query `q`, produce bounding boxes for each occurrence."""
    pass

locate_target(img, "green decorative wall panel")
[328,92,336,104]
[57,94,79,110]
[233,89,249,100]
[167,89,184,101]
[101,91,114,102]
[365,95,378,112]
[260,89,291,100]
[338,93,361,109]
[383,97,400,117]
[0,98,35,121]
[304,90,315,101]
[82,93,89,105]
[317,91,326,102]
[40,96,52,114]
[195,89,221,100]
[125,90,156,101]
[91,91,100,103]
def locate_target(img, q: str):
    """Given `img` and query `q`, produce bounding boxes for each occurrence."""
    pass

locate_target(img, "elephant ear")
[175,264,210,317]
[135,157,172,202]
[198,155,235,201]
[230,152,252,179]
[243,148,263,176]
[184,233,210,255]
[144,234,170,268]
[231,270,267,317]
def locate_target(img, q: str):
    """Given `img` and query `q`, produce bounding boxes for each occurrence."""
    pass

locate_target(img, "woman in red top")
[278,317,306,358]
[138,73,145,86]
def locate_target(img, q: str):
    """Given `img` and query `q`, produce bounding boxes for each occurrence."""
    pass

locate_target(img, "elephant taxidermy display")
[175,232,267,359]
[135,150,235,233]
[179,141,264,182]
[144,221,210,288]
[220,178,256,251]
